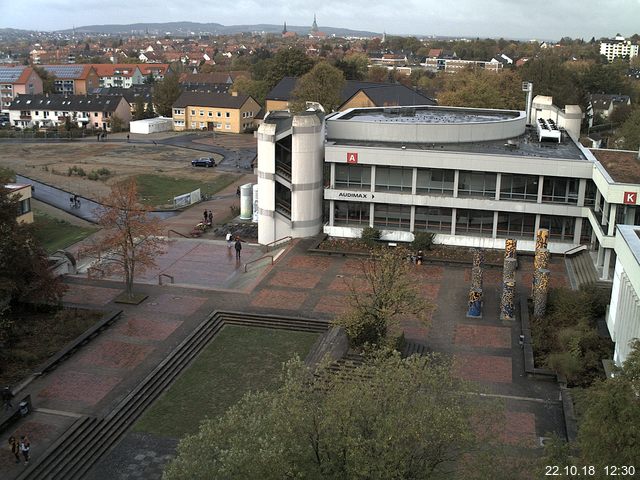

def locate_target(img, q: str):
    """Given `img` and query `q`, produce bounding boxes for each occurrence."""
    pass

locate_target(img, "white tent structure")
[129,116,173,134]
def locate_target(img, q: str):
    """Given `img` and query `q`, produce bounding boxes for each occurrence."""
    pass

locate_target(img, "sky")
[3,0,639,40]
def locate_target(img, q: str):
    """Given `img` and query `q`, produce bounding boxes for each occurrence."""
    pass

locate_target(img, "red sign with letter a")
[623,191,637,205]
[347,152,358,164]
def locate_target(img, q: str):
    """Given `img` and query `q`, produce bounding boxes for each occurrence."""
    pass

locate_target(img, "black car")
[191,157,215,167]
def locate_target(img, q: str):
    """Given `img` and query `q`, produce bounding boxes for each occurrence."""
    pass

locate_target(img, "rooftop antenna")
[522,81,533,124]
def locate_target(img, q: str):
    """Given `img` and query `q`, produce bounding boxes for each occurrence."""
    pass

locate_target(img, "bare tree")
[85,179,164,299]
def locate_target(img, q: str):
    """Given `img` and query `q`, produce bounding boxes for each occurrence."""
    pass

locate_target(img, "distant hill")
[59,21,379,38]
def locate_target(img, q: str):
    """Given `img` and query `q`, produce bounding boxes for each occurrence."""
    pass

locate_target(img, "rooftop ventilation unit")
[536,118,561,143]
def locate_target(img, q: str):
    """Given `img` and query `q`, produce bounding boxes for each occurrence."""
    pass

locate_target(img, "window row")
[332,201,576,241]
[189,109,231,118]
[332,165,581,205]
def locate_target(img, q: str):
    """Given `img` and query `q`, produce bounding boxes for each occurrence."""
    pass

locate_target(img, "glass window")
[190,110,195,115]
[334,201,370,226]
[500,174,539,202]
[539,215,575,242]
[542,177,578,204]
[199,110,204,116]
[584,180,597,207]
[415,206,452,233]
[416,168,454,195]
[208,111,213,117]
[458,171,497,198]
[455,209,494,236]
[375,166,413,193]
[335,164,371,190]
[496,212,536,238]
[225,112,230,118]
[374,204,411,230]
[17,198,31,215]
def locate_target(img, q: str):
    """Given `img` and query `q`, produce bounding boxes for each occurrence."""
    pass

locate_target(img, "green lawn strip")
[135,173,236,208]
[133,325,320,438]
[33,210,97,253]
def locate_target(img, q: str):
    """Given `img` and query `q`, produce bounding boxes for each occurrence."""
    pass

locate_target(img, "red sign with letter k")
[624,191,637,205]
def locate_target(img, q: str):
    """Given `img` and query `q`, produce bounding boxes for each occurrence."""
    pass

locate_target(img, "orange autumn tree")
[86,179,164,299]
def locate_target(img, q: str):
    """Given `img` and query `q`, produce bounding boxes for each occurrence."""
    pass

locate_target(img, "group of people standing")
[203,209,213,226]
[226,232,244,259]
[8,435,30,465]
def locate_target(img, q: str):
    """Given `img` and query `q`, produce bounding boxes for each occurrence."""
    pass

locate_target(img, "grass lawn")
[135,173,236,208]
[133,325,320,438]
[33,210,97,253]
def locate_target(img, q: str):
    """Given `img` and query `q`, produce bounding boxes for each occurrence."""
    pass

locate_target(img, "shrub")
[96,167,111,176]
[67,166,86,177]
[411,232,435,251]
[87,172,99,180]
[361,226,381,247]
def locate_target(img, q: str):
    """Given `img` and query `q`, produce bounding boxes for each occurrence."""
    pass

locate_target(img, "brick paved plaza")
[2,237,570,479]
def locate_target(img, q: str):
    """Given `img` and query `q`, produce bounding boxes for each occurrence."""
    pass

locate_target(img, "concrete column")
[574,217,583,244]
[534,214,541,234]
[453,170,459,198]
[329,200,335,226]
[596,243,605,267]
[594,189,601,212]
[411,167,417,195]
[369,203,375,227]
[370,165,376,193]
[601,200,609,226]
[537,175,544,203]
[495,173,501,200]
[492,211,498,238]
[451,208,456,235]
[410,205,416,232]
[602,248,612,280]
[608,204,617,236]
[330,162,335,188]
[577,179,586,207]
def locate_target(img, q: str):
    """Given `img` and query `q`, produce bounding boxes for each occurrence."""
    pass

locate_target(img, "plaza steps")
[18,312,328,480]
[402,341,427,357]
[565,251,611,291]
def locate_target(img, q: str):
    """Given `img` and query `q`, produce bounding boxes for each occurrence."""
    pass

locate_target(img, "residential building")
[600,35,639,62]
[0,66,43,112]
[38,65,99,94]
[8,94,131,131]
[257,103,640,288]
[607,224,640,365]
[265,77,435,113]
[588,94,631,126]
[88,64,168,88]
[172,91,260,133]
[90,85,154,115]
[5,184,33,224]
[421,56,503,73]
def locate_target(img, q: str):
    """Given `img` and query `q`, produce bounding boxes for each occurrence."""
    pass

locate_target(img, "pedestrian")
[203,209,208,223]
[69,195,75,208]
[96,133,100,142]
[126,134,130,143]
[234,237,242,260]
[236,186,240,198]
[226,232,233,249]
[1,386,13,410]
[208,210,213,226]
[8,436,20,464]
[19,435,30,464]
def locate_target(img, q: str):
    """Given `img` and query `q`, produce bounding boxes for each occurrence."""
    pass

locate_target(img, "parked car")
[191,157,215,167]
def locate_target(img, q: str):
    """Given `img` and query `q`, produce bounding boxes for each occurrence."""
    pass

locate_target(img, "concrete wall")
[257,122,277,245]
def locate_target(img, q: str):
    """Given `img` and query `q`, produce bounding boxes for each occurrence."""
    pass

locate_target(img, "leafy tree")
[231,77,270,106]
[164,351,501,480]
[133,96,146,120]
[335,53,369,80]
[367,65,389,83]
[438,69,524,110]
[609,103,633,125]
[333,249,431,348]
[144,99,156,119]
[144,74,155,85]
[262,47,314,89]
[152,73,181,117]
[519,54,582,107]
[411,232,435,251]
[32,66,56,94]
[83,179,163,299]
[0,179,66,342]
[360,226,381,247]
[291,62,345,113]
[109,115,124,133]
[616,106,640,150]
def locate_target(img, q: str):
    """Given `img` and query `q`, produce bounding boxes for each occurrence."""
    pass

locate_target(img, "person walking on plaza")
[236,186,240,198]
[8,436,20,464]
[2,386,13,410]
[226,232,233,250]
[234,236,242,260]
[203,209,208,224]
[19,435,30,464]
[208,210,213,226]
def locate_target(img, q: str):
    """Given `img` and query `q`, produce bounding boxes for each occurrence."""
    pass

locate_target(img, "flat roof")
[590,149,640,184]
[335,105,520,124]
[330,126,587,161]
[4,183,30,190]
[618,225,640,266]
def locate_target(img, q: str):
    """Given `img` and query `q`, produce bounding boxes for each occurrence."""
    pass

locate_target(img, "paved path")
[1,236,571,479]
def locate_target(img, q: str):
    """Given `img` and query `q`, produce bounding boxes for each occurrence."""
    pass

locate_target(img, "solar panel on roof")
[42,65,84,79]
[0,67,26,83]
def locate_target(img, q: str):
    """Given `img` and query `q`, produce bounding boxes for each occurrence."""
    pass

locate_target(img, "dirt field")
[0,143,227,200]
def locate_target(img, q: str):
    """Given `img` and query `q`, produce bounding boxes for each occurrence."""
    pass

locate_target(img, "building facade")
[39,65,99,95]
[5,184,33,224]
[172,91,260,133]
[0,66,43,113]
[600,35,639,62]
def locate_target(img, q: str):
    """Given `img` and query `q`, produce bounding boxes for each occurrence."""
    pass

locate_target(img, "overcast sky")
[3,0,639,40]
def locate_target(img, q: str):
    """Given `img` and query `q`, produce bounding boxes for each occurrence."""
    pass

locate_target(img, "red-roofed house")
[0,66,43,112]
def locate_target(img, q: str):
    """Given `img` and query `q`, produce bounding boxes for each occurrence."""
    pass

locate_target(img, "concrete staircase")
[565,251,611,291]
[17,311,328,480]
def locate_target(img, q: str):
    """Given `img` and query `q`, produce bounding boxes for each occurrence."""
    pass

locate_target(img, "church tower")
[311,14,319,33]
[282,21,287,35]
